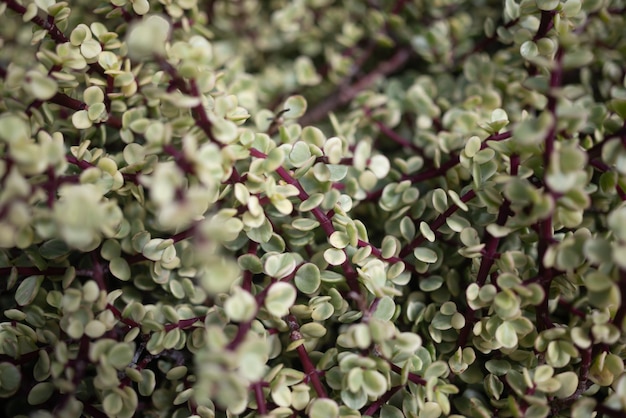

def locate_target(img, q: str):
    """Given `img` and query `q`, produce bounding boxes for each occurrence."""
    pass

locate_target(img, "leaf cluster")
[0,0,626,417]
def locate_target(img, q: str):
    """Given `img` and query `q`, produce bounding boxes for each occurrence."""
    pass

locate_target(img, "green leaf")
[283,95,307,119]
[103,392,123,415]
[80,38,102,59]
[413,247,437,263]
[264,147,285,172]
[300,322,327,339]
[546,341,577,368]
[101,240,122,261]
[554,371,578,398]
[15,275,44,306]
[132,0,150,14]
[85,320,107,338]
[264,253,297,279]
[108,343,135,370]
[536,0,559,10]
[424,361,449,379]
[362,369,387,397]
[291,218,320,231]
[88,102,106,121]
[533,365,554,384]
[340,388,367,410]
[224,286,257,322]
[236,349,268,395]
[110,257,131,281]
[400,216,416,241]
[493,290,520,320]
[138,369,156,396]
[484,374,504,400]
[84,85,104,105]
[294,263,321,294]
[0,114,30,143]
[608,207,626,241]
[271,385,292,408]
[395,332,422,353]
[265,282,297,317]
[420,402,442,418]
[25,71,58,100]
[520,41,539,60]
[372,296,395,321]
[126,15,170,59]
[526,405,550,418]
[329,231,350,249]
[309,398,339,418]
[495,321,518,349]
[419,275,444,292]
[295,56,321,86]
[562,0,582,16]
[485,359,511,376]
[0,363,21,395]
[610,99,626,120]
[72,110,92,129]
[464,136,481,158]
[299,193,324,212]
[419,222,436,242]
[70,23,91,45]
[27,382,54,405]
[368,155,391,179]
[324,248,347,266]
[563,50,594,70]
[290,141,312,167]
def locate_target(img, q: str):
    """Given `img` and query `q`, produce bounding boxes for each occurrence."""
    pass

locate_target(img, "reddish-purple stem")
[613,270,626,329]
[363,385,402,416]
[250,147,362,296]
[287,315,327,398]
[300,48,412,126]
[164,316,206,332]
[106,303,140,328]
[242,241,259,292]
[534,45,564,332]
[0,266,66,277]
[2,0,68,43]
[387,361,426,385]
[253,382,268,415]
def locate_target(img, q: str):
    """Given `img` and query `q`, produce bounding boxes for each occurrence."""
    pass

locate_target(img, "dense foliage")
[1,0,626,417]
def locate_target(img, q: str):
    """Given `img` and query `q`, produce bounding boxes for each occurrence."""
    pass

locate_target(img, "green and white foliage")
[0,0,626,417]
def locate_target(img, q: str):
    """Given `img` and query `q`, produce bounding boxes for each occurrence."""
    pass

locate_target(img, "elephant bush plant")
[1,0,626,417]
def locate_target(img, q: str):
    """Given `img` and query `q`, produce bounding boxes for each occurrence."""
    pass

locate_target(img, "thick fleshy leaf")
[309,398,339,418]
[294,263,321,294]
[224,286,257,322]
[265,282,297,317]
[15,275,44,306]
[282,95,307,119]
[496,321,518,349]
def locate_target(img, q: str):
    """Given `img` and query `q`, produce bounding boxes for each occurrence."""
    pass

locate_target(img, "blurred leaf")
[309,398,339,418]
[283,95,307,119]
[265,282,297,317]
[224,286,257,322]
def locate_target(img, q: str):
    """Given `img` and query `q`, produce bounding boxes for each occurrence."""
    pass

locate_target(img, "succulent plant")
[1,0,626,417]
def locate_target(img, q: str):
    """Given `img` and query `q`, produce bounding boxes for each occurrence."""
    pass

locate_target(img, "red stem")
[363,385,402,416]
[250,147,362,295]
[253,382,267,415]
[287,315,327,398]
